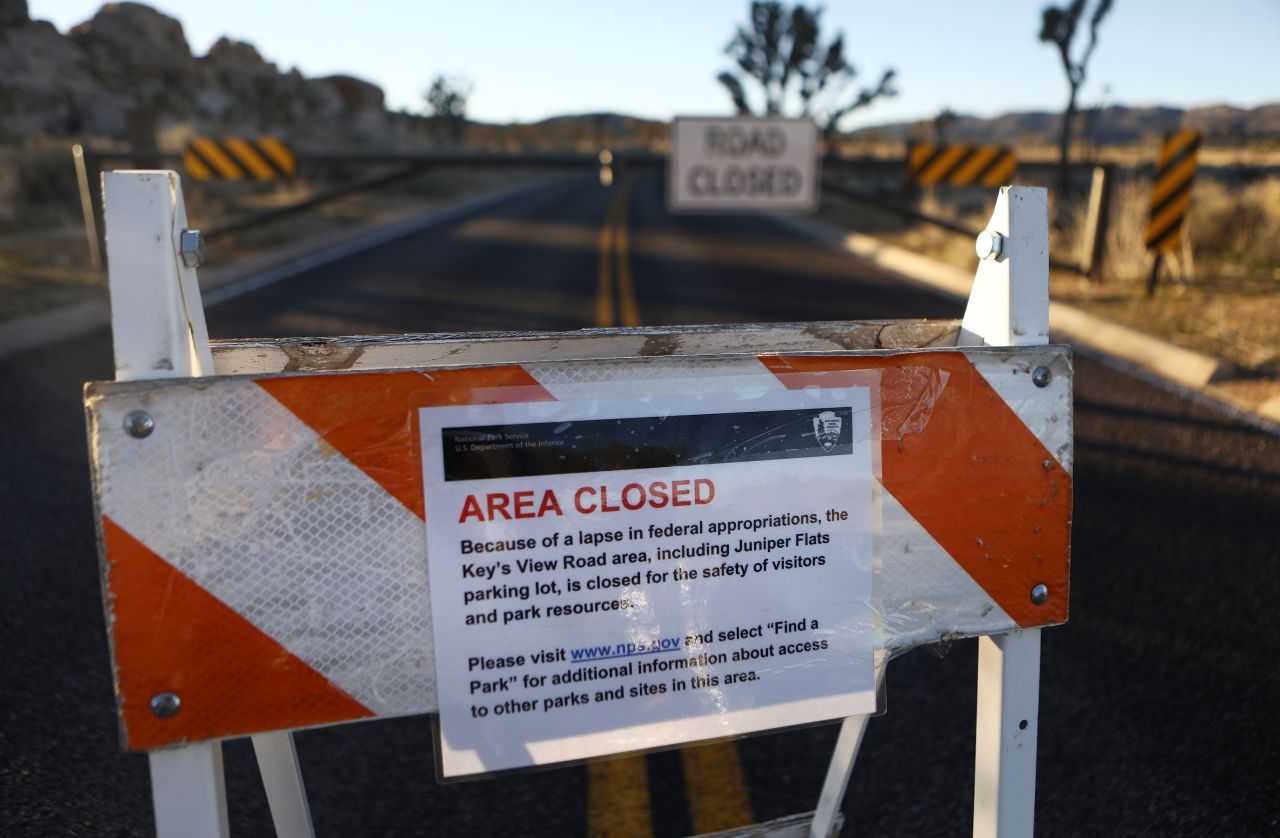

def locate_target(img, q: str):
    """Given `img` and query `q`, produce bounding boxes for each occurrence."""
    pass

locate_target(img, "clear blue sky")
[30,0,1280,126]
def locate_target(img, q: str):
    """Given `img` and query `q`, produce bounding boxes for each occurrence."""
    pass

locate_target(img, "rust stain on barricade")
[281,344,365,372]
[639,334,681,356]
[804,325,880,351]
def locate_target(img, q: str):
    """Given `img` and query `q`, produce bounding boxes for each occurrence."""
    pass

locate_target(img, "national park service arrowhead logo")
[813,410,843,452]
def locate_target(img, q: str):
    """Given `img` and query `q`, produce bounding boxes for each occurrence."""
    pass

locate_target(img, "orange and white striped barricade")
[87,173,1068,837]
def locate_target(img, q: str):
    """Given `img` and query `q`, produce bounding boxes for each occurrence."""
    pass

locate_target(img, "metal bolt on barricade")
[123,410,154,438]
[150,692,181,719]
[179,229,204,268]
[1032,366,1052,388]
[975,230,1005,261]
[1030,584,1049,605]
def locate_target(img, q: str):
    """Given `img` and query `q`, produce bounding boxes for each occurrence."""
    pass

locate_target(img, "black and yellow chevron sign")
[907,143,1017,188]
[1145,130,1200,254]
[183,136,297,181]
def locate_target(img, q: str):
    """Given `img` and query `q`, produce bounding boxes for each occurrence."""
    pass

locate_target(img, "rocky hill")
[0,0,396,146]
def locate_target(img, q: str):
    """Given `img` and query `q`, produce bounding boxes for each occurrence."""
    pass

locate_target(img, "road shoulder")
[776,213,1280,432]
[0,174,573,358]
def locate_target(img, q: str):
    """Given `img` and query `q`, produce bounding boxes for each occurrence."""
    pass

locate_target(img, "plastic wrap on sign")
[420,387,881,777]
[83,347,1071,756]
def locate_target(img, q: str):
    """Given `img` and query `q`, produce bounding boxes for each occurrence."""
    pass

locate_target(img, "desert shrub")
[0,138,86,231]
[1100,178,1155,282]
[1187,177,1280,268]
[1094,173,1280,283]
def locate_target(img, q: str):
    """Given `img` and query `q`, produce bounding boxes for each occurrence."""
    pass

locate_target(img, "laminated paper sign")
[420,388,878,777]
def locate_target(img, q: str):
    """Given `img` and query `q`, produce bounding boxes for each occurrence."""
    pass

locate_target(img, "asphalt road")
[2,171,1278,837]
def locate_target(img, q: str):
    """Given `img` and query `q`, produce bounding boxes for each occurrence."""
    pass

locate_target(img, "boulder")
[1,0,28,27]
[204,36,273,73]
[314,74,385,113]
[0,14,132,137]
[68,2,192,68]
[0,1,394,144]
[67,2,200,115]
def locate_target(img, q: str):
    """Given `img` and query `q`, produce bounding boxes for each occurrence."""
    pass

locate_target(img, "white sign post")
[420,388,876,778]
[668,117,820,213]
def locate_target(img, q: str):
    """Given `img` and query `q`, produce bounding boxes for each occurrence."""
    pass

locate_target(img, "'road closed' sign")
[668,117,819,213]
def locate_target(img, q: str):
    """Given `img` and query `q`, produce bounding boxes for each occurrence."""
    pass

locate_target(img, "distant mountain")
[846,104,1280,146]
[497,105,1280,150]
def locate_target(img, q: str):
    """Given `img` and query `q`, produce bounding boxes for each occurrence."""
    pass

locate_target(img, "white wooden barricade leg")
[149,743,230,838]
[808,186,1050,838]
[963,186,1049,838]
[253,731,316,837]
[973,630,1040,837]
[809,715,869,838]
[103,171,315,838]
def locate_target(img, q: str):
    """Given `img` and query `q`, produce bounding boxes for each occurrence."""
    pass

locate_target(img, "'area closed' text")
[458,478,717,522]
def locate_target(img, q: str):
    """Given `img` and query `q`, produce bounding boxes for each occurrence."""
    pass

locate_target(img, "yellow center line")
[455,217,867,278]
[681,741,755,834]
[588,756,654,837]
[587,175,653,838]
[586,176,751,838]
[612,179,640,327]
[596,178,639,328]
[596,200,617,327]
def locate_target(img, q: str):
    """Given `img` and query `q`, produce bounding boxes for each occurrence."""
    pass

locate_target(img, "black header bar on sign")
[442,406,854,481]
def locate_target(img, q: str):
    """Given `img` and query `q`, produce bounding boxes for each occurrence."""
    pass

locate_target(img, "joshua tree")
[1039,0,1113,197]
[716,2,896,136]
[933,107,957,144]
[424,75,471,145]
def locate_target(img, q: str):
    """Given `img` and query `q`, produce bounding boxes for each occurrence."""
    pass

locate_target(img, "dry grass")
[0,228,106,320]
[1051,172,1280,372]
[818,171,1280,376]
[1052,275,1280,372]
[0,164,547,323]
[1187,177,1280,268]
[831,139,1280,168]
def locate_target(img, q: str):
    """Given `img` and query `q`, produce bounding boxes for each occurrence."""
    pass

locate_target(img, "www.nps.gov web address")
[569,637,685,663]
